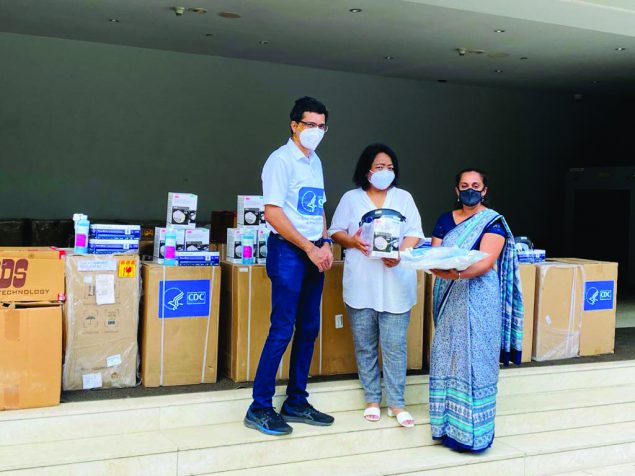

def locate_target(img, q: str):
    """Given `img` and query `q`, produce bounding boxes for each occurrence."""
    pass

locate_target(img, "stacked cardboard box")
[63,253,140,390]
[140,263,221,386]
[88,224,140,254]
[219,260,424,382]
[0,247,65,409]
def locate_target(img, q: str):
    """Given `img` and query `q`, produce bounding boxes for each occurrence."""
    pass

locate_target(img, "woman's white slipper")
[363,406,381,422]
[387,408,415,428]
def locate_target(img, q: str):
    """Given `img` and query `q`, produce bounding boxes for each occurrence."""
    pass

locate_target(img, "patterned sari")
[429,208,523,452]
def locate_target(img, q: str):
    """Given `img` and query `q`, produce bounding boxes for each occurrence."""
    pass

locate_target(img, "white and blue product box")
[89,224,141,240]
[226,228,243,263]
[257,227,270,264]
[88,239,140,254]
[237,195,264,226]
[185,228,210,252]
[166,192,197,229]
[153,227,185,259]
[175,251,220,266]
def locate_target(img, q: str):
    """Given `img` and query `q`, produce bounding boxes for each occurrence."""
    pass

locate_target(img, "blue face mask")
[459,188,483,206]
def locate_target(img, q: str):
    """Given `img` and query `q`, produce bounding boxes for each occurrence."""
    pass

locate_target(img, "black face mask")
[459,188,483,206]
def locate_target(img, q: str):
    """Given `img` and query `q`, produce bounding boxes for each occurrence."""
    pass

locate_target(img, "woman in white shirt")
[329,143,424,427]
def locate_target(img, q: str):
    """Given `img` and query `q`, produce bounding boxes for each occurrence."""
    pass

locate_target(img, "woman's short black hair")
[290,96,329,122]
[455,168,489,188]
[353,143,400,191]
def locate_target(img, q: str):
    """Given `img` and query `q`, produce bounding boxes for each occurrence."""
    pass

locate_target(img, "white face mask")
[369,170,395,190]
[299,127,325,150]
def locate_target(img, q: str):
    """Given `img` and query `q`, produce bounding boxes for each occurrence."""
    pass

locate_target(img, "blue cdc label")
[584,280,615,311]
[297,187,325,216]
[158,279,210,318]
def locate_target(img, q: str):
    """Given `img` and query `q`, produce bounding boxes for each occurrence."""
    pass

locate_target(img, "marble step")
[2,360,634,448]
[3,383,635,475]
[211,421,635,476]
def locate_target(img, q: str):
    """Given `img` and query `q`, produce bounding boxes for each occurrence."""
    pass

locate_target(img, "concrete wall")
[0,32,617,253]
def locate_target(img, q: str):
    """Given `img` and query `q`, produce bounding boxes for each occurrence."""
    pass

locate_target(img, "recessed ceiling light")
[349,8,363,13]
[494,29,506,33]
[384,56,395,60]
[615,47,626,51]
[218,11,241,19]
[520,56,529,60]
[188,7,207,14]
[259,40,269,45]
[494,69,504,73]
[108,18,120,23]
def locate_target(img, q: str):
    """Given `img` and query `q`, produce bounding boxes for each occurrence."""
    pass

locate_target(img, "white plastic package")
[400,246,488,271]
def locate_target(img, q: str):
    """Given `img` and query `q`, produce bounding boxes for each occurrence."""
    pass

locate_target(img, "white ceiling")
[1,0,634,95]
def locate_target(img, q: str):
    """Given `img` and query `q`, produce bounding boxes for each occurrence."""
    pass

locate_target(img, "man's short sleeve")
[262,155,289,207]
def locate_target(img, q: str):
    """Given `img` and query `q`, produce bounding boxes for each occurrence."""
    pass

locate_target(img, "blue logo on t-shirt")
[584,280,614,311]
[158,279,210,318]
[297,187,325,216]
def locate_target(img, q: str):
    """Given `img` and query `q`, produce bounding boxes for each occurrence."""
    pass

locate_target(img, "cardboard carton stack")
[219,260,425,382]
[226,195,269,265]
[0,247,65,409]
[62,253,140,390]
[157,193,219,266]
[88,224,141,254]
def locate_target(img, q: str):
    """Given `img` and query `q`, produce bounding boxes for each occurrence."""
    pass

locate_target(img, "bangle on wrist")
[457,271,461,280]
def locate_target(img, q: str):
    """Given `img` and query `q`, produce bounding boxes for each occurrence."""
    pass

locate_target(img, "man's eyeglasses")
[297,121,329,132]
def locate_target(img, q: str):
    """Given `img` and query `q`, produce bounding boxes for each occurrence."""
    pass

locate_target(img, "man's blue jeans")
[251,235,324,410]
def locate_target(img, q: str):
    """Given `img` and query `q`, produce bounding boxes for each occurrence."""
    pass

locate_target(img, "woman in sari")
[429,168,523,452]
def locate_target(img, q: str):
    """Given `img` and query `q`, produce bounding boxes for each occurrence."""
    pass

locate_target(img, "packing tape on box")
[200,269,214,384]
[160,265,166,386]
[3,306,20,341]
[535,263,585,361]
[246,266,252,380]
[3,385,20,409]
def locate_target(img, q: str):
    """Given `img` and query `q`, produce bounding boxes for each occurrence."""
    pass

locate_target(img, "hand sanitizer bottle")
[73,214,90,254]
[163,228,178,266]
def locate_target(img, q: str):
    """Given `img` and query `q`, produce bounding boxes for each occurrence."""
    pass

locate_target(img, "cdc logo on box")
[584,281,615,312]
[159,279,210,318]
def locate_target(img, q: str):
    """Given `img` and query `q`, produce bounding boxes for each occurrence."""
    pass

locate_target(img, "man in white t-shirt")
[244,97,334,436]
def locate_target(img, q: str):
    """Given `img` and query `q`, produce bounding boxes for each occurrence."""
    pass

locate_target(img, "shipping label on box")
[237,195,264,226]
[0,249,65,302]
[185,228,210,252]
[167,192,197,229]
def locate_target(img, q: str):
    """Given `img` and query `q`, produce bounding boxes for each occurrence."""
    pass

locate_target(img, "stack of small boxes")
[154,192,219,266]
[88,224,141,254]
[226,195,269,265]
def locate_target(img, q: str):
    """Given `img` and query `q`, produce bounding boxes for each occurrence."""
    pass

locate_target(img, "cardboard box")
[533,263,582,361]
[167,192,197,229]
[185,228,210,252]
[63,254,140,390]
[226,228,242,263]
[0,302,62,410]
[319,263,425,375]
[175,251,220,266]
[89,224,141,240]
[219,262,302,382]
[237,195,265,226]
[88,239,139,252]
[153,227,185,259]
[0,248,65,302]
[256,227,270,264]
[141,264,221,386]
[519,264,537,363]
[551,258,617,356]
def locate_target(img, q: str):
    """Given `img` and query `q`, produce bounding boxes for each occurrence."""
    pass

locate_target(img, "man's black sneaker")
[244,407,293,436]
[280,402,335,426]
